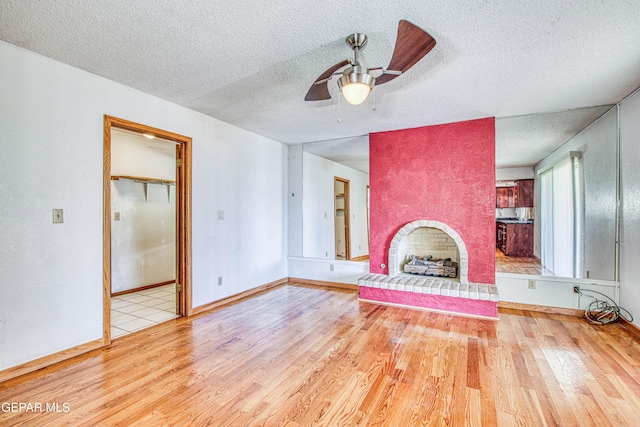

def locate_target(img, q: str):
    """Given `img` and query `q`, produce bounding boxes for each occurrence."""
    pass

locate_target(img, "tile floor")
[111,284,178,339]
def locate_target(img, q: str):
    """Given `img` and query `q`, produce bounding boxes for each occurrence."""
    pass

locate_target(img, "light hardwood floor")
[2,284,640,426]
[495,248,555,276]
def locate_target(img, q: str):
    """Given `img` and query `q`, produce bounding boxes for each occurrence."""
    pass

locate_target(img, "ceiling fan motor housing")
[338,65,375,89]
[346,33,368,51]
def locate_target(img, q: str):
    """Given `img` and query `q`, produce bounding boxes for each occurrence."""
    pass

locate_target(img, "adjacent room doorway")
[103,116,192,342]
[334,177,351,260]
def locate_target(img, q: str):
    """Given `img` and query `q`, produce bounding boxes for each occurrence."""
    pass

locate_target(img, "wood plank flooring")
[2,284,640,426]
[495,248,555,276]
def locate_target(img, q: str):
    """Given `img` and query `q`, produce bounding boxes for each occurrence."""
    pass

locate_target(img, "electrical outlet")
[217,276,223,286]
[528,279,536,289]
[217,210,225,220]
[573,286,580,293]
[330,264,334,272]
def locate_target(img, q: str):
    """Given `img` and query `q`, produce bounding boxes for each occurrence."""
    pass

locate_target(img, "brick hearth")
[358,273,499,319]
[361,219,499,319]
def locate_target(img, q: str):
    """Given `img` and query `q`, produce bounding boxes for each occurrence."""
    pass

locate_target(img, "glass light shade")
[341,82,372,105]
[338,69,375,105]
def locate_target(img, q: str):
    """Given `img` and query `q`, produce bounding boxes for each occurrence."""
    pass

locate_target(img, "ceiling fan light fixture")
[305,21,435,104]
[340,81,372,105]
[338,67,375,105]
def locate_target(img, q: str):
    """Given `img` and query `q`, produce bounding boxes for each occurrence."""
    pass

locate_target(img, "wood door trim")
[366,185,370,253]
[176,140,193,316]
[103,118,112,342]
[334,177,351,260]
[103,115,193,346]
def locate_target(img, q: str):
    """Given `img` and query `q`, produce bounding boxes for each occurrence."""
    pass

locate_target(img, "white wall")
[302,151,369,260]
[0,41,287,371]
[533,107,617,280]
[287,144,304,257]
[288,257,369,284]
[500,108,619,306]
[619,88,640,327]
[501,94,640,327]
[497,274,616,310]
[110,132,176,293]
[496,166,534,181]
[111,180,176,293]
[111,131,177,178]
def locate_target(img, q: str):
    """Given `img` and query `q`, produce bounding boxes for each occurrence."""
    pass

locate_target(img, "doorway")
[334,177,350,260]
[103,116,192,342]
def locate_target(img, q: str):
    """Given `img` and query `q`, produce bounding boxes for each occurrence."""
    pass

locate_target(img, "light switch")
[52,209,64,223]
[114,212,121,221]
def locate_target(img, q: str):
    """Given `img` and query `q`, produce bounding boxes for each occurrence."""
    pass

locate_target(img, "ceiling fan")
[304,20,436,106]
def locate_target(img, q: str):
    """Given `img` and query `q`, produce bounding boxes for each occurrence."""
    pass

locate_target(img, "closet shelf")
[111,175,175,202]
[111,175,175,185]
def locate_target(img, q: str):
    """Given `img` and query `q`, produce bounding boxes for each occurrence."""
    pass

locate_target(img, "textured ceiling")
[304,135,370,174]
[304,104,614,174]
[1,0,639,167]
[495,105,615,168]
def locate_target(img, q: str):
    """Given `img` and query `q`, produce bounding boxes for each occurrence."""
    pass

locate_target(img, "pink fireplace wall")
[369,118,496,284]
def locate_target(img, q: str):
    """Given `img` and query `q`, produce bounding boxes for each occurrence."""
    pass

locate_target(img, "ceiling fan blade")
[375,20,436,86]
[305,59,350,101]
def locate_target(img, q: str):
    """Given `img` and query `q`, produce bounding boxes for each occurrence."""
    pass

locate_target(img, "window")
[539,154,583,277]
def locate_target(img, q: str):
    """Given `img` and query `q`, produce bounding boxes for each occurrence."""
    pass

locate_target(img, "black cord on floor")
[576,288,634,325]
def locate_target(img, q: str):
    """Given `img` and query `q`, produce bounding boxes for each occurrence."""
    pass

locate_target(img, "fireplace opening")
[388,220,469,284]
[399,227,460,279]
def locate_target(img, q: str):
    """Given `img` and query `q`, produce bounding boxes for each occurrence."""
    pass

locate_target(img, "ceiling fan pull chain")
[337,92,342,123]
[372,89,377,111]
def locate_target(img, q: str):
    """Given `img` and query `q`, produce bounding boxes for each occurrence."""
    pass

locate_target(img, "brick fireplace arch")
[388,220,469,284]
